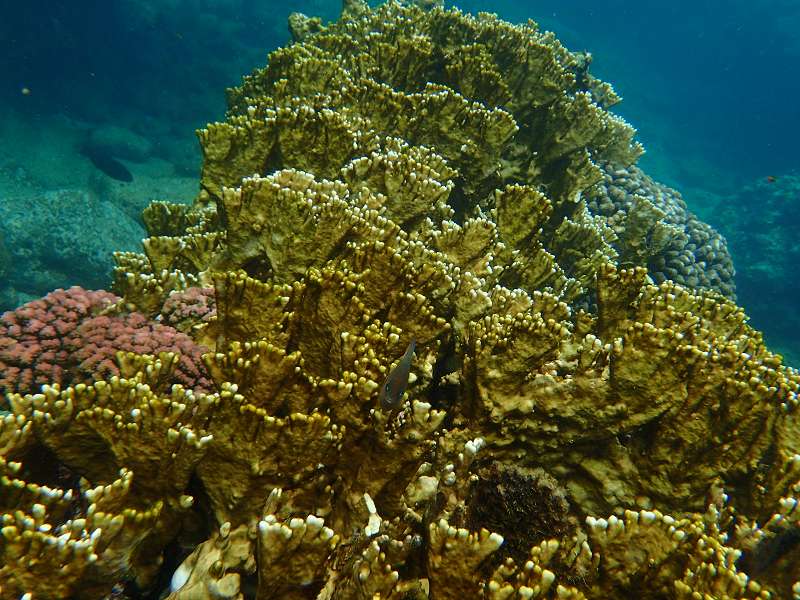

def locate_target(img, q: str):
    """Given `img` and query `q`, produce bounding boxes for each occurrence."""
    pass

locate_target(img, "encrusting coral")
[2,1,799,598]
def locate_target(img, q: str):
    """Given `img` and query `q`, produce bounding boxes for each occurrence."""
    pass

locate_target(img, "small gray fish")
[378,339,416,411]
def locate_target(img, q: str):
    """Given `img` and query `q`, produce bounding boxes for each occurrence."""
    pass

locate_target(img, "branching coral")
[1,1,799,598]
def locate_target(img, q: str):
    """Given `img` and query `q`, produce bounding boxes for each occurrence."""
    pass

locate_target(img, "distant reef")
[1,2,798,599]
[714,174,800,366]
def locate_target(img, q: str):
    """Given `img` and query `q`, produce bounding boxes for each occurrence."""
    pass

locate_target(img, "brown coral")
[2,2,799,599]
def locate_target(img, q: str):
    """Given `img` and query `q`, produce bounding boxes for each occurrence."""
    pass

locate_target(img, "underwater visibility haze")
[0,0,799,598]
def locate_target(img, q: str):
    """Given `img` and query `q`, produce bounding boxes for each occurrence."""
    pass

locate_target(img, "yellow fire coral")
[1,1,799,598]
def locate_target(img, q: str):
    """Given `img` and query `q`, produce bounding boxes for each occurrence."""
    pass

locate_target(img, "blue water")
[456,0,800,189]
[2,0,798,363]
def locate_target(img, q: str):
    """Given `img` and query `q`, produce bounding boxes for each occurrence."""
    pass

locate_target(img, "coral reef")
[711,174,800,366]
[0,286,211,397]
[159,286,217,334]
[586,163,736,299]
[1,2,799,599]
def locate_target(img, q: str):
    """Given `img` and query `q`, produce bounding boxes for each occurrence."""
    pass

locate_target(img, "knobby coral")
[587,163,736,299]
[1,1,799,599]
[0,286,211,397]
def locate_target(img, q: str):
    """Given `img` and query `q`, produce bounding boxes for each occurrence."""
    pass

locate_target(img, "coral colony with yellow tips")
[1,1,799,598]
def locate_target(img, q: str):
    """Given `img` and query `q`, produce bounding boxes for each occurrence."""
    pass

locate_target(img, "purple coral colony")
[1,1,799,599]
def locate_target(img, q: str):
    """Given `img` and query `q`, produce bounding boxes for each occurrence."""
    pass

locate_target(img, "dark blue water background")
[2,0,798,362]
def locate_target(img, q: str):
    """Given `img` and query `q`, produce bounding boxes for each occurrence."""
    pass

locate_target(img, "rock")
[0,189,144,310]
[88,125,153,162]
